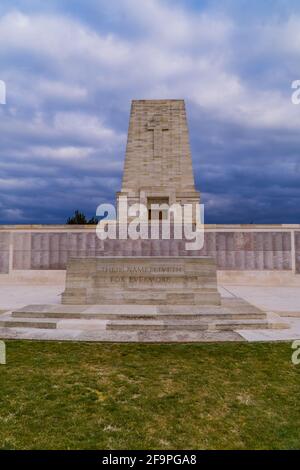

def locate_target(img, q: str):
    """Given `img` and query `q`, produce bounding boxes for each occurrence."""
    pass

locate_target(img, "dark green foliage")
[66,210,97,225]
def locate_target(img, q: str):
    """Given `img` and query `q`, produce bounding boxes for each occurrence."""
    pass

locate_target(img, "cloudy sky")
[0,0,300,224]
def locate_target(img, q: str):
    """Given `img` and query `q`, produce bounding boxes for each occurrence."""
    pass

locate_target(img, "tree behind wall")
[66,210,97,225]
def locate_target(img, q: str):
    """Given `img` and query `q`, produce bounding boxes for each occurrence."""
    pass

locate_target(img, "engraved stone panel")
[62,256,221,306]
[296,232,300,274]
[0,232,9,273]
[13,233,31,269]
[213,231,292,270]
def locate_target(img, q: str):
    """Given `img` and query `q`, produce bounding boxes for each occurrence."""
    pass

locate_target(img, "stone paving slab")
[225,286,300,313]
[57,320,108,330]
[224,286,300,342]
[84,305,158,315]
[271,311,300,318]
[15,304,87,314]
[0,284,62,311]
[237,317,300,342]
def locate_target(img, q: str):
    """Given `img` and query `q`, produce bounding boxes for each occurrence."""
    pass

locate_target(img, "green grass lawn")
[0,340,299,450]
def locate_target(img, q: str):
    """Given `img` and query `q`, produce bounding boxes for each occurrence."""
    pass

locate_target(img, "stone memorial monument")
[6,100,288,341]
[62,99,220,307]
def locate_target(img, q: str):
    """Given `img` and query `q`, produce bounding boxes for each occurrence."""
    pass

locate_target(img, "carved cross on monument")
[147,114,169,159]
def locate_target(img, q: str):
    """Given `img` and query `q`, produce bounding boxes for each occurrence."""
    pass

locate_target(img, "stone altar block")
[62,256,221,306]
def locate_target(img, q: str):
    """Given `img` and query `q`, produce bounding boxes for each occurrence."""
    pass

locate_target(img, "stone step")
[11,303,266,321]
[11,310,266,321]
[106,319,276,332]
[0,316,109,331]
[0,314,289,334]
[212,318,289,330]
[62,296,222,306]
[0,317,57,329]
[0,326,243,343]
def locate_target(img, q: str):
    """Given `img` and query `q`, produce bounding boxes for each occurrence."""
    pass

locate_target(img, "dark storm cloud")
[0,0,300,224]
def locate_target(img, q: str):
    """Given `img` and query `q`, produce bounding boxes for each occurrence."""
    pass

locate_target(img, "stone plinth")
[62,256,221,306]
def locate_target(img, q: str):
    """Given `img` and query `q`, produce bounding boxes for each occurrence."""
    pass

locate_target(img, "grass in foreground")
[0,341,299,450]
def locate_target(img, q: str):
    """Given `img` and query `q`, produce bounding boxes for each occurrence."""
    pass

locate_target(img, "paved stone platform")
[0,296,289,342]
[0,284,299,342]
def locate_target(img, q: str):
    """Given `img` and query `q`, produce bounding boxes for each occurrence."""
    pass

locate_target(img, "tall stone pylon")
[117,100,200,221]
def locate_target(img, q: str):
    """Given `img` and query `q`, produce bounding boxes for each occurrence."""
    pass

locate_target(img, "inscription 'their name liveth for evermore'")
[98,266,183,274]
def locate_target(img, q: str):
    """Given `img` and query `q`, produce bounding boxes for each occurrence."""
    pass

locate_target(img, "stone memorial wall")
[0,225,299,275]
